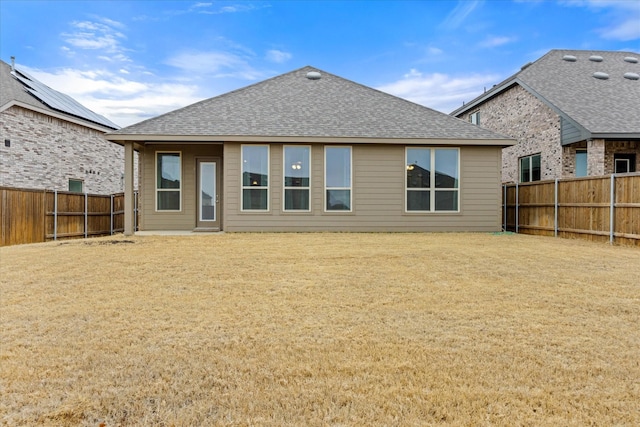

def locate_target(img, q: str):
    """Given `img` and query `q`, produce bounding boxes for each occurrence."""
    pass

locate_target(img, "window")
[68,179,83,193]
[520,154,541,183]
[156,152,181,211]
[284,146,311,211]
[469,111,480,125]
[614,153,636,174]
[575,150,587,177]
[406,148,459,212]
[242,145,269,211]
[325,146,352,211]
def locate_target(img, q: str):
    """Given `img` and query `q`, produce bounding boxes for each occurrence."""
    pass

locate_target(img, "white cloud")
[62,18,130,61]
[441,0,482,30]
[376,68,501,114]
[598,13,640,41]
[479,36,518,48]
[22,66,202,127]
[265,49,292,63]
[165,50,264,80]
[562,0,640,41]
[187,2,268,15]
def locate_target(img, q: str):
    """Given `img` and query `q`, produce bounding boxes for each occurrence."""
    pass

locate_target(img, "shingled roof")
[451,49,640,137]
[0,59,119,130]
[108,66,512,145]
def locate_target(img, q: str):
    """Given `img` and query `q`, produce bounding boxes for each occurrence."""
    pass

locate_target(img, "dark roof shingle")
[111,66,511,142]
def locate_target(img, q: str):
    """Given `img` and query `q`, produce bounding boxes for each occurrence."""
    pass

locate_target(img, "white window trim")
[155,151,182,212]
[615,158,630,174]
[519,153,541,183]
[241,144,270,212]
[283,145,311,212]
[405,147,460,213]
[324,146,353,213]
[470,111,480,125]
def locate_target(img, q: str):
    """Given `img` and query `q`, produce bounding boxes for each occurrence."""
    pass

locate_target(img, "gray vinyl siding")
[140,144,223,231]
[223,143,502,232]
[561,116,588,146]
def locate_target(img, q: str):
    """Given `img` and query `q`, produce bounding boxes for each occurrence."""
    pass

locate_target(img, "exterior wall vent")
[624,57,638,64]
[562,55,577,62]
[306,71,321,80]
[623,72,640,81]
[593,72,609,80]
[589,55,603,62]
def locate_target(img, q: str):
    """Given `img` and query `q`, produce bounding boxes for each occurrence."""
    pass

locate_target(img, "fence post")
[515,183,519,233]
[110,194,114,235]
[610,174,615,244]
[502,185,507,231]
[134,191,138,232]
[554,178,559,237]
[53,190,58,241]
[84,192,88,239]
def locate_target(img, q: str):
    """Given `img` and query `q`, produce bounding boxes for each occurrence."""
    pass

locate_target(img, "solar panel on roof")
[12,67,119,129]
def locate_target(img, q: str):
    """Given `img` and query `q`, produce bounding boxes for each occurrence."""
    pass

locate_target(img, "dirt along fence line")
[0,186,138,247]
[503,173,640,246]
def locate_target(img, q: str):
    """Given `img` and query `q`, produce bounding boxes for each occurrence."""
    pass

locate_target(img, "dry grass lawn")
[1,232,639,426]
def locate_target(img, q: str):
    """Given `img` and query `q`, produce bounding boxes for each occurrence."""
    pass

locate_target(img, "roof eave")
[105,134,516,147]
[1,100,118,133]
[451,77,519,116]
[591,132,640,140]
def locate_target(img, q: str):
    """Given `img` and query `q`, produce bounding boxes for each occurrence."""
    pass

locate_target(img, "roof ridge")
[122,65,323,129]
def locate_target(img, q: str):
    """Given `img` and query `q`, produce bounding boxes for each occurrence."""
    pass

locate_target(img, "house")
[451,49,640,183]
[105,66,514,234]
[0,58,135,194]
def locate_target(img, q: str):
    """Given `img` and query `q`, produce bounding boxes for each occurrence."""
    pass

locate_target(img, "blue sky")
[1,0,639,127]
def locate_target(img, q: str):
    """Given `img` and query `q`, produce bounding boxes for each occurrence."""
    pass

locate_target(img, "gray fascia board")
[591,132,640,140]
[105,134,516,147]
[561,133,590,146]
[561,132,640,146]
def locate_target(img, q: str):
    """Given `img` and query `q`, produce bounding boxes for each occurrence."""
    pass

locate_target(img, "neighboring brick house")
[0,58,137,194]
[451,49,640,183]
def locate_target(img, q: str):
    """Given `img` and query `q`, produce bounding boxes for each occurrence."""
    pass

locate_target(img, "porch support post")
[587,139,606,176]
[610,174,615,245]
[124,141,135,236]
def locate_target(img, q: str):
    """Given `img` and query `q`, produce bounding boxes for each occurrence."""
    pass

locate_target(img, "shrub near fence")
[1,187,135,247]
[503,173,640,246]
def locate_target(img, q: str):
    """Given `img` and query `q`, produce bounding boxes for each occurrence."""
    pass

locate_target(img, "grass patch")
[1,233,639,426]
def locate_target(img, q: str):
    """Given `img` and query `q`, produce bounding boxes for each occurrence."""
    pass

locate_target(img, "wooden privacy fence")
[503,173,640,246]
[1,187,138,247]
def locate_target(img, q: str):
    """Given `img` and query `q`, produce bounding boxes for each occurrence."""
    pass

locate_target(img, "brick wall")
[0,105,137,194]
[458,85,562,183]
[605,140,640,174]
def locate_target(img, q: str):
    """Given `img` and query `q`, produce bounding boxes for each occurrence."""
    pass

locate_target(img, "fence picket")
[503,174,639,246]
[1,187,137,246]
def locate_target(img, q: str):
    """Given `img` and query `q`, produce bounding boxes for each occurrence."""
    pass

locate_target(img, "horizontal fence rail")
[503,173,640,246]
[1,187,138,247]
